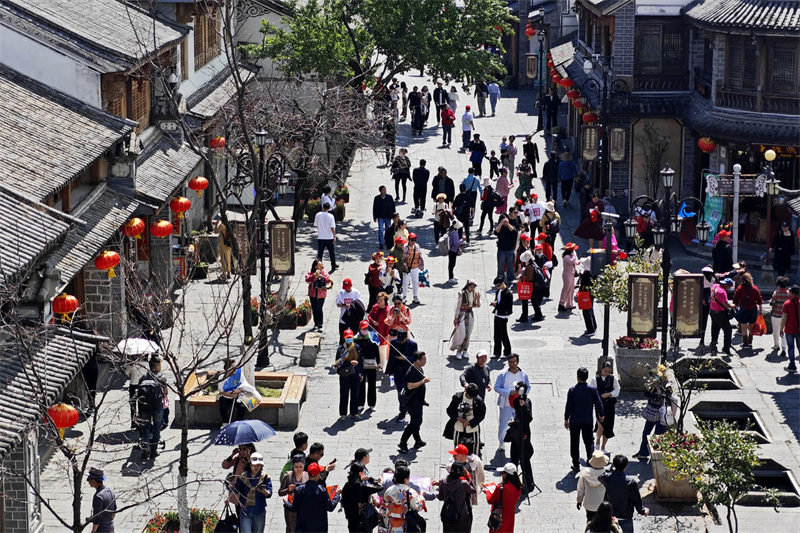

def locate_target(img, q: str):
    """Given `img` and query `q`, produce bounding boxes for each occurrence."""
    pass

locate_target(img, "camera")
[458,402,471,419]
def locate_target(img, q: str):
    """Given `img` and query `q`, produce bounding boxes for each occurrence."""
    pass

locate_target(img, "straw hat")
[588,450,609,469]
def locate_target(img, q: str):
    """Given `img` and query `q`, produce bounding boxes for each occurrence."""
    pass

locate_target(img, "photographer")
[505,381,535,493]
[443,383,486,455]
[384,294,411,333]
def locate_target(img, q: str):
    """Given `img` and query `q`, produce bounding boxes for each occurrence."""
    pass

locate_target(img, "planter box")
[192,265,209,280]
[611,342,661,391]
[195,234,219,264]
[648,436,699,503]
[278,313,299,330]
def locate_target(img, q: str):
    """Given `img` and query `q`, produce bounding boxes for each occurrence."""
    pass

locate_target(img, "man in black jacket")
[289,462,342,532]
[443,383,486,454]
[564,367,605,471]
[523,135,540,178]
[373,185,396,250]
[599,455,649,532]
[712,230,734,274]
[386,330,418,421]
[468,134,488,176]
[543,151,560,202]
[431,166,456,204]
[542,88,560,133]
[412,159,430,214]
[432,81,450,126]
[459,349,491,400]
[453,183,472,243]
[490,276,514,358]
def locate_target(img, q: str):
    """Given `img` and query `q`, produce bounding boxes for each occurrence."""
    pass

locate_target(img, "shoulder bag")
[711,286,735,320]
[405,490,427,532]
[487,485,504,531]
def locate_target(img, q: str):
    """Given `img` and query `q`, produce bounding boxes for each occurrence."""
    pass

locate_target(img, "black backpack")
[440,495,461,524]
[490,191,504,207]
[532,263,547,290]
[137,373,164,412]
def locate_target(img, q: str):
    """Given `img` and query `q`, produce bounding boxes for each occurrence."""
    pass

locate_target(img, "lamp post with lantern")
[761,149,780,285]
[623,165,711,364]
[529,5,545,132]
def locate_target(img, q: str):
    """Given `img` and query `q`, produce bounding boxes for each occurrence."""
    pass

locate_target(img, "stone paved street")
[40,75,798,532]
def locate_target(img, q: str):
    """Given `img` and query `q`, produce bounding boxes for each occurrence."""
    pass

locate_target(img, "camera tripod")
[511,396,541,504]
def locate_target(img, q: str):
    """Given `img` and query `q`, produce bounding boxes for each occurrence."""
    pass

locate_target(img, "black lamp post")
[254,129,270,367]
[761,149,780,285]
[601,211,619,358]
[536,30,546,132]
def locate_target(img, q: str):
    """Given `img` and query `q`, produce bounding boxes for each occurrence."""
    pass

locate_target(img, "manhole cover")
[527,382,555,397]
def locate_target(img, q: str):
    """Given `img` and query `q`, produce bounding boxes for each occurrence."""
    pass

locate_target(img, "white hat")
[452,219,463,230]
[701,265,713,273]
[520,250,534,264]
[250,453,265,465]
[499,463,517,475]
[475,349,489,359]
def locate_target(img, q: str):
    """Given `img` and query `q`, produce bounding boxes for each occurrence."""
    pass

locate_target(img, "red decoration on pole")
[52,293,79,322]
[524,24,536,37]
[150,220,174,238]
[552,74,562,84]
[573,100,585,110]
[550,68,558,77]
[170,196,192,218]
[210,136,226,150]
[547,59,554,68]
[697,137,716,153]
[546,52,552,59]
[559,78,574,88]
[94,251,120,279]
[188,176,209,198]
[47,403,79,439]
[121,217,145,240]
[566,89,581,100]
[582,112,599,124]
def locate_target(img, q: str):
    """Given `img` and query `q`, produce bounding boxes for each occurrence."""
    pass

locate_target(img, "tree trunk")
[72,460,82,533]
[178,476,190,533]
[178,393,191,532]
[726,505,734,533]
[731,504,739,533]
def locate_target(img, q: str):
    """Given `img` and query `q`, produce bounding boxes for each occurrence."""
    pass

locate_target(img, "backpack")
[531,263,547,290]
[438,231,452,255]
[440,495,461,524]
[547,217,560,236]
[454,201,467,220]
[490,191,504,207]
[137,373,164,412]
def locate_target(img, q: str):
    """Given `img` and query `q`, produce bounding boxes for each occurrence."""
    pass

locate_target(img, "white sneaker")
[456,351,463,360]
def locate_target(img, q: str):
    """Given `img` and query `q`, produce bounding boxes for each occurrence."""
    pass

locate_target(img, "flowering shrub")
[615,336,659,349]
[250,296,259,312]
[144,513,167,533]
[650,429,700,452]
[190,508,219,531]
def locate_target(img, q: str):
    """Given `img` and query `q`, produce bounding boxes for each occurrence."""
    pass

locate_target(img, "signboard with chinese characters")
[525,54,539,79]
[582,126,600,161]
[756,145,800,158]
[268,220,295,275]
[705,173,766,197]
[610,128,626,162]
[673,273,703,338]
[172,256,186,281]
[627,273,658,338]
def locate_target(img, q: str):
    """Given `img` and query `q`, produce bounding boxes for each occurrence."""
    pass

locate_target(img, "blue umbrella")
[214,420,277,446]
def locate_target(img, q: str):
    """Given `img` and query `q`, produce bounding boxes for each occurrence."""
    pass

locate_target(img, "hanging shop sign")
[705,172,767,197]
[627,273,658,338]
[525,54,539,79]
[268,220,296,275]
[673,273,703,338]
[609,128,626,162]
[582,126,600,162]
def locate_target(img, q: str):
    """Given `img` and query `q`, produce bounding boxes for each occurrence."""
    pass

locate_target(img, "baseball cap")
[500,463,517,475]
[448,444,469,456]
[250,453,265,465]
[535,243,543,250]
[515,199,523,206]
[465,105,471,110]
[701,265,713,273]
[535,233,547,241]
[354,448,372,462]
[343,329,355,339]
[475,349,489,359]
[343,278,352,288]
[532,193,539,200]
[307,462,324,477]
[520,234,532,241]
[720,278,734,286]
[359,320,369,330]
[394,236,405,244]
[408,232,417,239]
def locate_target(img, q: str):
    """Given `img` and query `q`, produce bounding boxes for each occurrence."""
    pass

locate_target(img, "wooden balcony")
[633,73,690,92]
[717,87,799,115]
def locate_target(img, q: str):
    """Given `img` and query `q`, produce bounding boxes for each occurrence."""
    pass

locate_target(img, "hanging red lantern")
[560,78,574,88]
[52,293,79,322]
[582,112,599,124]
[494,25,502,31]
[47,403,79,439]
[121,217,145,240]
[94,250,120,279]
[524,24,536,37]
[546,52,552,59]
[550,68,558,77]
[170,196,192,218]
[150,220,174,238]
[566,89,581,100]
[547,59,554,69]
[210,136,226,150]
[697,137,716,153]
[188,176,209,198]
[552,74,562,84]
[573,100,585,110]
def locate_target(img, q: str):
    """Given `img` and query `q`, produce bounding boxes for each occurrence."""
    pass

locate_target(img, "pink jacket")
[305,269,330,298]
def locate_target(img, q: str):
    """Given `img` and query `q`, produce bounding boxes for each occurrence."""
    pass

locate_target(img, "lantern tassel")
[108,268,116,279]
[61,313,71,323]
[196,190,202,198]
[58,428,65,439]
[178,212,184,218]
[135,234,141,240]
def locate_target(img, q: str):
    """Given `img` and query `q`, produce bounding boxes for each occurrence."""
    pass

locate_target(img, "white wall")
[0,24,102,107]
[236,10,285,78]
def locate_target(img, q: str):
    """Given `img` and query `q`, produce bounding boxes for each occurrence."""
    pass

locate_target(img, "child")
[489,150,501,180]
[499,137,509,168]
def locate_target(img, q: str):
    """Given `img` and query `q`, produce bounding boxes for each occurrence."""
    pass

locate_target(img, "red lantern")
[52,293,79,322]
[47,403,79,439]
[524,24,536,37]
[697,137,716,153]
[567,89,581,100]
[188,176,209,198]
[547,59,554,68]
[552,74,562,84]
[573,100,585,110]
[494,25,502,31]
[546,52,552,59]
[170,196,192,218]
[150,220,174,238]
[121,217,145,240]
[550,68,558,77]
[560,78,574,88]
[210,136,226,150]
[582,112,599,124]
[94,250,120,279]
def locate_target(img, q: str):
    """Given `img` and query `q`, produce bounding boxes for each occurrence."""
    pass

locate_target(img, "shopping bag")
[752,314,766,336]
[517,281,533,301]
[576,291,592,310]
[238,382,263,412]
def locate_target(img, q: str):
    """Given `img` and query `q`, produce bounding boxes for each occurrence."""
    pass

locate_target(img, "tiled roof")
[577,0,634,15]
[187,65,257,120]
[47,186,138,285]
[0,330,96,461]
[0,64,133,201]
[1,0,187,69]
[684,0,800,35]
[136,136,202,206]
[0,188,71,284]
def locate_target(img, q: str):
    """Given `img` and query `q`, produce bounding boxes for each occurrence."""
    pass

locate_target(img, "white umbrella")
[115,338,160,356]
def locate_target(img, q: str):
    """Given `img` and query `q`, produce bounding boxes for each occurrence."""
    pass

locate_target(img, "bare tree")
[635,121,671,198]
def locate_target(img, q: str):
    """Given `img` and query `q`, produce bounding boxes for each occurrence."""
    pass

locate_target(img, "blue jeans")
[786,333,799,369]
[140,406,163,454]
[617,518,634,533]
[636,418,667,457]
[497,250,515,283]
[239,510,266,533]
[377,218,391,246]
[489,94,498,113]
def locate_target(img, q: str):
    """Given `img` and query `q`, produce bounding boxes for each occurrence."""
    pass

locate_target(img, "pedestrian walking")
[444,384,486,454]
[391,148,411,202]
[699,265,715,347]
[712,229,734,274]
[453,185,472,244]
[341,463,383,533]
[494,354,529,447]
[599,455,649,533]
[437,461,476,532]
[421,85,431,124]
[468,134,488,176]
[486,463,522,533]
[448,85,460,113]
[386,329,417,421]
[219,358,247,424]
[401,234,424,304]
[633,365,678,460]
[460,350,492,401]
[558,152,579,207]
[355,321,381,411]
[382,114,397,166]
[516,251,545,323]
[559,243,580,312]
[564,367,605,472]
[524,193,545,228]
[379,257,401,297]
[543,151,560,202]
[287,462,342,533]
[445,221,464,283]
[213,215,233,280]
[576,451,609,522]
[491,277,514,358]
[365,252,384,310]
[586,501,624,533]
[398,351,429,453]
[514,159,533,200]
[384,213,401,251]
[578,257,598,335]
[125,353,148,429]
[780,284,800,373]
[87,468,116,533]
[450,279,480,358]
[522,135,540,177]
[446,445,486,505]
[410,160,430,216]
[771,221,795,277]
[540,201,561,243]
[335,329,363,421]
[336,279,365,342]
[533,242,554,301]
[495,169,510,215]
[278,455,308,533]
[385,294,412,333]
[474,79,489,116]
[768,277,790,356]
[495,216,518,284]
[368,291,391,347]
[541,88,560,133]
[233,453,272,533]
[223,443,256,518]
[137,356,165,460]
[488,79,501,115]
[506,136,517,183]
[408,86,424,135]
[709,277,735,355]
[462,168,483,216]
[381,466,426,533]
[441,106,456,147]
[305,259,330,331]
[314,201,338,271]
[400,82,409,121]
[460,105,474,152]
[733,272,763,349]
[431,166,456,204]
[388,236,405,275]
[590,361,620,452]
[478,185,500,234]
[488,151,502,180]
[505,382,534,491]
[373,186,396,249]
[433,80,450,126]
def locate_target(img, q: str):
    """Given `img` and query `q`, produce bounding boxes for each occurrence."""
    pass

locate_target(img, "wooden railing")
[717,88,757,111]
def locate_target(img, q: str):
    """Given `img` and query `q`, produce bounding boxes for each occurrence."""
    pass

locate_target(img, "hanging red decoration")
[170,196,192,218]
[52,293,79,322]
[494,25,502,31]
[560,78,574,88]
[552,74,562,84]
[150,220,174,238]
[524,24,536,37]
[47,403,79,439]
[697,137,716,153]
[546,52,552,59]
[209,136,226,150]
[582,112,599,124]
[573,100,585,110]
[547,60,554,69]
[121,217,145,240]
[550,68,558,77]
[94,251,120,279]
[188,176,209,198]
[566,89,581,100]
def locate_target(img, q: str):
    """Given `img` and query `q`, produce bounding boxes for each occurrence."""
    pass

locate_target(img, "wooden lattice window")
[129,77,151,132]
[773,48,796,85]
[194,8,220,71]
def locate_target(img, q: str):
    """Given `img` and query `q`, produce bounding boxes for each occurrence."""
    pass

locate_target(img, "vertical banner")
[627,273,658,338]
[704,171,724,235]
[582,126,600,161]
[609,128,626,162]
[673,273,703,338]
[268,221,296,275]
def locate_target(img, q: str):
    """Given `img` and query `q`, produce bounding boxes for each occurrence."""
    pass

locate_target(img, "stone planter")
[297,308,310,327]
[648,436,698,503]
[611,341,661,391]
[194,233,219,264]
[278,313,299,330]
[192,264,209,280]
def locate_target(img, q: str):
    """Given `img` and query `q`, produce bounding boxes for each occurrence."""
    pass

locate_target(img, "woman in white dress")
[448,85,459,114]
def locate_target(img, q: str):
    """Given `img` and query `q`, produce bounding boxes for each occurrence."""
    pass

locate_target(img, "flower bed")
[648,432,700,503]
[144,508,218,533]
[612,337,661,391]
[615,336,659,349]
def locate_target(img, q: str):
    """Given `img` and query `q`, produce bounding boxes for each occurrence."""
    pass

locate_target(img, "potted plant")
[285,296,297,310]
[144,512,167,533]
[251,296,260,326]
[305,198,321,221]
[297,299,312,326]
[191,230,219,264]
[608,336,660,391]
[192,262,209,280]
[648,429,700,503]
[190,508,219,533]
[278,307,300,330]
[334,184,350,203]
[333,199,346,222]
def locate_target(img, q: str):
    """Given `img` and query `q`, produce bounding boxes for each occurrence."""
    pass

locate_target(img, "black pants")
[583,308,597,333]
[129,384,139,427]
[520,296,543,320]
[359,368,377,408]
[393,369,408,416]
[459,218,471,243]
[545,111,557,132]
[412,107,424,133]
[317,239,336,267]
[710,310,733,351]
[478,209,494,233]
[400,402,424,444]
[448,251,458,279]
[545,181,559,202]
[310,296,325,328]
[413,187,427,211]
[511,438,534,488]
[560,180,572,203]
[700,302,710,343]
[82,355,99,409]
[493,316,511,357]
[219,396,246,424]
[473,161,483,176]
[368,285,381,310]
[462,131,471,150]
[434,222,444,243]
[443,126,452,145]
[394,177,408,201]
[339,373,360,416]
[569,423,593,468]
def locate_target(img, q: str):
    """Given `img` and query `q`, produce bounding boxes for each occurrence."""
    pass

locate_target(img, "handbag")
[405,490,427,533]
[517,281,533,301]
[576,291,592,310]
[360,501,381,531]
[487,485,504,531]
[313,277,327,289]
[659,405,676,427]
[753,314,767,336]
[337,363,356,377]
[214,504,239,532]
[642,403,661,423]
[363,357,378,370]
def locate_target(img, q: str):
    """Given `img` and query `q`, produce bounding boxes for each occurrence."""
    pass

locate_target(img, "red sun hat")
[343,278,352,288]
[343,329,355,339]
[359,320,369,330]
[408,232,417,239]
[307,462,324,477]
[535,233,547,241]
[520,234,532,241]
[394,236,405,244]
[448,444,469,456]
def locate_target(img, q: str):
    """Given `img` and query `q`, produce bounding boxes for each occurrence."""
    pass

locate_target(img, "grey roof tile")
[135,136,202,205]
[684,0,800,35]
[187,64,257,120]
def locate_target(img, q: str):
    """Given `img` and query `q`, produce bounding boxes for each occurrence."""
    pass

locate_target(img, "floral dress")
[381,484,423,533]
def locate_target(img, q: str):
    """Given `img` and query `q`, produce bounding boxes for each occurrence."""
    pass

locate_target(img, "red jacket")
[441,108,455,127]
[487,482,521,532]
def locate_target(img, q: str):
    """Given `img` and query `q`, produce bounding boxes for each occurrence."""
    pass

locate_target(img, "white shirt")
[335,289,363,323]
[448,91,459,103]
[526,202,545,222]
[321,194,335,210]
[488,82,500,95]
[461,111,474,132]
[314,211,336,240]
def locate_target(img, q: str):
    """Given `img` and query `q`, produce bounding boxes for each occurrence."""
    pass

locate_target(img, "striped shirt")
[770,288,791,317]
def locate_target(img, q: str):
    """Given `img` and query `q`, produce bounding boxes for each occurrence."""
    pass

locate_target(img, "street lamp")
[601,211,619,358]
[761,149,781,284]
[536,30,546,132]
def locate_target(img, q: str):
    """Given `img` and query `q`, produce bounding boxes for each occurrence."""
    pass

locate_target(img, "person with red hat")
[354,320,380,411]
[535,232,554,262]
[445,443,485,504]
[286,461,341,532]
[713,228,734,274]
[335,279,364,343]
[524,192,545,229]
[515,233,532,272]
[559,243,580,312]
[366,252,384,309]
[335,329,363,421]
[401,233,425,304]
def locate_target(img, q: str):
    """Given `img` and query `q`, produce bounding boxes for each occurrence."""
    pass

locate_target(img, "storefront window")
[773,49,796,84]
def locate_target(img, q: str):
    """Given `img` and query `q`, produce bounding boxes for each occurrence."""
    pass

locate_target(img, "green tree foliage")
[250,0,514,87]
[593,238,662,312]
